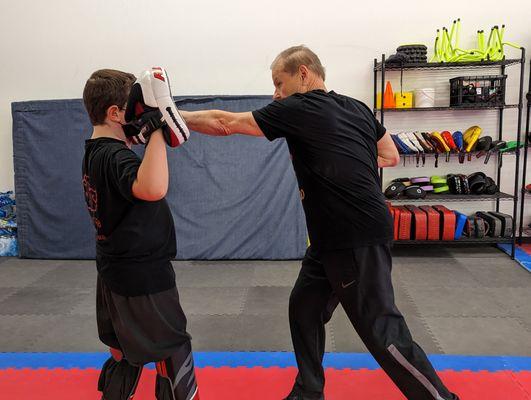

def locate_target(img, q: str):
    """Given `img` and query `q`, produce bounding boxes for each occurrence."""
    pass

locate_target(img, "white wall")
[1,0,530,203]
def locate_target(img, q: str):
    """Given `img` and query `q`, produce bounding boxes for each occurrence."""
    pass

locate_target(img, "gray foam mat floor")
[1,245,530,355]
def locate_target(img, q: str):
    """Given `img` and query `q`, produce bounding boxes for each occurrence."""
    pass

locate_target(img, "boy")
[82,68,198,400]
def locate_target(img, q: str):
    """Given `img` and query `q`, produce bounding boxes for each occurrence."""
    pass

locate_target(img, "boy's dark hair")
[83,69,136,126]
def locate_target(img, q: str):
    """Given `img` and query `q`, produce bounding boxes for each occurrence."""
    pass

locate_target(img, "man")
[179,46,459,400]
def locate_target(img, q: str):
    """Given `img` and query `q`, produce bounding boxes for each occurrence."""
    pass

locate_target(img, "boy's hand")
[123,109,165,145]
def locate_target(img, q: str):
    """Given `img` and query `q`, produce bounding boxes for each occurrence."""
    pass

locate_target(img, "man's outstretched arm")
[180,110,264,137]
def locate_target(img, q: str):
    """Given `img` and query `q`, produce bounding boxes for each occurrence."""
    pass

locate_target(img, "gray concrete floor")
[1,245,530,356]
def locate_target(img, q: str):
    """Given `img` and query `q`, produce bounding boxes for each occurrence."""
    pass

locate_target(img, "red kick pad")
[406,205,428,240]
[433,205,456,241]
[392,207,400,241]
[396,206,412,240]
[420,205,441,240]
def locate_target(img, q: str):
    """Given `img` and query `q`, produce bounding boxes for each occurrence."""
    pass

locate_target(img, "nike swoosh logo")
[341,280,356,289]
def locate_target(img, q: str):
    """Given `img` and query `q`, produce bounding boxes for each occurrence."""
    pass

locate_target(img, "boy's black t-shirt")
[252,90,393,251]
[82,138,176,296]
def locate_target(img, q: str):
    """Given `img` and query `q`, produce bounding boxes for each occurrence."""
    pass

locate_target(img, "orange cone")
[384,81,396,108]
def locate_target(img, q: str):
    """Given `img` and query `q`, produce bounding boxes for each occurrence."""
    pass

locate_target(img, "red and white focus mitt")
[123,67,189,147]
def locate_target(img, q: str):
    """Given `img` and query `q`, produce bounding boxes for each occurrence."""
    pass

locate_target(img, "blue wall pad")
[12,96,307,260]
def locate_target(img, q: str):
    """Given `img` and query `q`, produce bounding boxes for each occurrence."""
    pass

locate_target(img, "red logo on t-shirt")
[82,175,98,213]
[82,174,104,239]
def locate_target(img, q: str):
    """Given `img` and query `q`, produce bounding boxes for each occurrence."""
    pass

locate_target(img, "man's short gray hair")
[271,45,326,81]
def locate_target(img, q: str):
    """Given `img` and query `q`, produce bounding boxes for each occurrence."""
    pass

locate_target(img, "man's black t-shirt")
[252,90,393,251]
[82,138,176,296]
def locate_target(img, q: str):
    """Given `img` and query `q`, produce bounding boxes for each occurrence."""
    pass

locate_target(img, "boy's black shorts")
[96,275,192,366]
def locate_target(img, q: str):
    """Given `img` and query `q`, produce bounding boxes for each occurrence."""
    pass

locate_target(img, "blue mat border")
[1,352,530,372]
